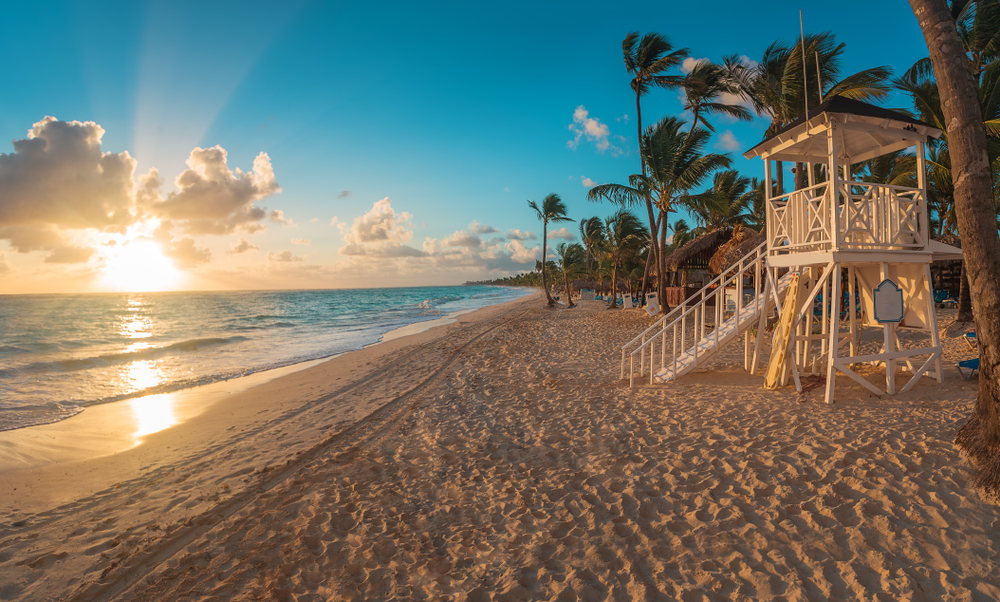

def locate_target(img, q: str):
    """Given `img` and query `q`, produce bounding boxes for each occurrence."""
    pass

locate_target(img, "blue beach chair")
[957,358,980,380]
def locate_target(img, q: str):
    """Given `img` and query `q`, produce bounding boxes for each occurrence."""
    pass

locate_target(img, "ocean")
[0,285,531,432]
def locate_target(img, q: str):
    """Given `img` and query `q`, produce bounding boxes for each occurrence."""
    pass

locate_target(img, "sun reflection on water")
[118,297,177,440]
[130,393,178,439]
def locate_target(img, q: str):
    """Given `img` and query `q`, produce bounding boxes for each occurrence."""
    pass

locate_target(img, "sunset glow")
[101,240,182,292]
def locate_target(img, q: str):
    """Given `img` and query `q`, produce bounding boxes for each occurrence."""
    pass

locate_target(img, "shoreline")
[0,296,527,474]
[0,292,541,514]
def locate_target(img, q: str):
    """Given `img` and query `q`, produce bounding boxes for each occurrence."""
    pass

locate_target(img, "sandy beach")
[2,293,999,601]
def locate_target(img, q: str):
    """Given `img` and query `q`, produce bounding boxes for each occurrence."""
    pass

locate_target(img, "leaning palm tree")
[680,61,753,133]
[910,0,1000,497]
[602,209,648,309]
[623,31,689,296]
[589,117,730,312]
[554,242,586,308]
[642,116,732,309]
[528,193,573,306]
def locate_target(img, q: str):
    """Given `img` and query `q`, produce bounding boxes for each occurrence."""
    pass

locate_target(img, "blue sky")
[0,0,931,293]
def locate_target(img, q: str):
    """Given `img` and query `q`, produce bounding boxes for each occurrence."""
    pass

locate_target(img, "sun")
[101,239,183,292]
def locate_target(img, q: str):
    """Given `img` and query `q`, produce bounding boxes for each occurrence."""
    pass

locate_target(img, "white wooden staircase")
[621,242,793,387]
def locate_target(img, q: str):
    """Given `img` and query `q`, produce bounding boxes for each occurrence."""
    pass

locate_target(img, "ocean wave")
[0,401,83,433]
[0,337,248,377]
[417,296,462,309]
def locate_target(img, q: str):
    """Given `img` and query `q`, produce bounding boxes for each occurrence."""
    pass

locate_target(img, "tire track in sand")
[63,305,535,602]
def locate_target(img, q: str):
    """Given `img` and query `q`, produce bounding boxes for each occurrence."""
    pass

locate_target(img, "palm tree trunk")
[912,0,1000,494]
[635,90,659,302]
[658,210,670,314]
[565,272,575,308]
[542,221,555,306]
[775,160,784,195]
[609,264,618,309]
[959,262,974,321]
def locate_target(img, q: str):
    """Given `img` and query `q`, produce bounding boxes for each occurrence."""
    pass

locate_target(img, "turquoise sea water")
[0,285,531,432]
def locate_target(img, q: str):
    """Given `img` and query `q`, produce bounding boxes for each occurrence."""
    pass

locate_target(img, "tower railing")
[767,180,926,254]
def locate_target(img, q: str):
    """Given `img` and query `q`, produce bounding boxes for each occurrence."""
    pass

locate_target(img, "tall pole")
[800,10,809,119]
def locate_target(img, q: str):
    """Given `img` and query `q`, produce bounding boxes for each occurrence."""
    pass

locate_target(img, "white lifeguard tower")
[621,96,954,404]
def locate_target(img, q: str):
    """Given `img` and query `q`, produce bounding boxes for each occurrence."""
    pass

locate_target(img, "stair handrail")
[621,240,768,386]
[620,240,769,353]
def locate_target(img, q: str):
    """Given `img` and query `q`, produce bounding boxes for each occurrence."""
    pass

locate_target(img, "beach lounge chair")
[622,296,634,309]
[645,292,660,317]
[964,332,978,349]
[957,358,980,380]
[934,290,958,308]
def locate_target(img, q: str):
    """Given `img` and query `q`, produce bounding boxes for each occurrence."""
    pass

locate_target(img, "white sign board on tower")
[874,279,904,323]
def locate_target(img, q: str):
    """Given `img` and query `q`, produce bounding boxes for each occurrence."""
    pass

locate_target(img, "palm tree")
[730,34,892,192]
[682,169,754,233]
[910,0,1000,496]
[578,217,605,275]
[528,193,573,307]
[642,116,732,308]
[680,61,753,133]
[555,242,586,308]
[602,209,648,308]
[589,117,730,312]
[623,31,689,297]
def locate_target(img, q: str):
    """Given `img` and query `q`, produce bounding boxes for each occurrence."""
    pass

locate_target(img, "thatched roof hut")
[663,228,734,273]
[708,229,764,274]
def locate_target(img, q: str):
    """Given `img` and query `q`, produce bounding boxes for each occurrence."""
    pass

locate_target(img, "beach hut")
[622,95,949,404]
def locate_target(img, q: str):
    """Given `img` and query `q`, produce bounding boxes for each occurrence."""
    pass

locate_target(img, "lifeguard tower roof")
[743,95,942,164]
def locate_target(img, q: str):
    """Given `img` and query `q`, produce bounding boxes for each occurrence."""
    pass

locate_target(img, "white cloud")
[548,227,576,241]
[310,217,319,223]
[329,216,339,227]
[503,187,511,192]
[228,236,259,254]
[567,105,620,154]
[43,246,94,264]
[581,176,597,187]
[152,146,281,235]
[339,244,426,258]
[616,114,629,123]
[0,252,11,274]
[338,197,424,258]
[715,130,741,151]
[443,231,482,248]
[0,117,138,233]
[267,250,304,262]
[423,237,442,255]
[505,239,541,264]
[468,220,498,234]
[268,209,294,226]
[505,229,537,241]
[292,238,311,245]
[163,236,212,268]
[681,57,710,73]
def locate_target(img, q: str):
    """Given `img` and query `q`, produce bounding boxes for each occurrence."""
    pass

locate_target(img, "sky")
[0,0,932,294]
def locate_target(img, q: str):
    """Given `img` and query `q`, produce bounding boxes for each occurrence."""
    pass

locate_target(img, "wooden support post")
[828,124,841,251]
[750,275,772,376]
[825,263,842,404]
[848,265,857,358]
[916,141,929,243]
[924,262,944,383]
[881,261,896,394]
